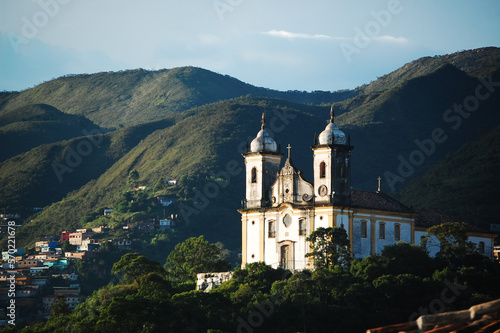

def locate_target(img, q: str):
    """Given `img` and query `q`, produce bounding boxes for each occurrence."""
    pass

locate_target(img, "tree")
[305,227,350,269]
[50,295,71,317]
[421,222,477,269]
[111,252,165,285]
[164,236,231,283]
[62,240,76,252]
[127,169,139,188]
[380,242,435,277]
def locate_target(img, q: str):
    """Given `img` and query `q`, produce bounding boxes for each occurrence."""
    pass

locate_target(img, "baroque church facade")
[239,109,494,270]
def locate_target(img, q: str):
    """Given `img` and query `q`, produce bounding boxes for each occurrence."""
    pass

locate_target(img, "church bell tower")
[243,113,283,209]
[312,106,353,206]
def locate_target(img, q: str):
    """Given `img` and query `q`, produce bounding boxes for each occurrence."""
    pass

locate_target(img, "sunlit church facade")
[239,109,495,271]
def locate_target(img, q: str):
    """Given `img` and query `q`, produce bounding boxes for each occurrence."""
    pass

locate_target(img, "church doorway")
[280,244,293,270]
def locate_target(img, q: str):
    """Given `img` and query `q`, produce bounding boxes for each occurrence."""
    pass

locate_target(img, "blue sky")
[1,0,499,92]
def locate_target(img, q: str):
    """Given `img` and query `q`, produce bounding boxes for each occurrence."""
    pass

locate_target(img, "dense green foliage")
[6,237,500,333]
[164,236,231,283]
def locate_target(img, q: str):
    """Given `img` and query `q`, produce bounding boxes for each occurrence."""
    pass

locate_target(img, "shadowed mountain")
[0,103,102,161]
[397,124,500,230]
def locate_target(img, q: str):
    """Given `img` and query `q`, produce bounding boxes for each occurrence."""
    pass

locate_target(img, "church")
[239,108,495,270]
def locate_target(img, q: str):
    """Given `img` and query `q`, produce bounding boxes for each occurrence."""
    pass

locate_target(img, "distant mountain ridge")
[0,67,355,129]
[359,46,500,94]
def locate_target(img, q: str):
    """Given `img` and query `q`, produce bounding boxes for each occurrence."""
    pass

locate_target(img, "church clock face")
[283,214,292,228]
[318,185,328,197]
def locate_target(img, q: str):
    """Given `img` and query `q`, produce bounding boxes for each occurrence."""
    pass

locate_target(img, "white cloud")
[263,30,331,40]
[263,30,408,44]
[373,35,408,43]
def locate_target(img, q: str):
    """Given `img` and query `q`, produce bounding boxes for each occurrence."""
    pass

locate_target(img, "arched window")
[394,224,401,241]
[478,241,485,254]
[299,218,306,236]
[379,222,385,240]
[319,162,326,178]
[268,220,275,238]
[251,167,257,183]
[360,220,367,238]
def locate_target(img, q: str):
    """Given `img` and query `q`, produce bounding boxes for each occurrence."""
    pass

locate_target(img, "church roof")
[317,105,347,145]
[249,113,279,153]
[350,191,490,233]
[414,210,489,233]
[351,190,413,213]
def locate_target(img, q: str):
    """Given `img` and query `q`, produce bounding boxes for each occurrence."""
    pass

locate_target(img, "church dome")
[250,113,278,153]
[250,129,278,153]
[318,106,347,145]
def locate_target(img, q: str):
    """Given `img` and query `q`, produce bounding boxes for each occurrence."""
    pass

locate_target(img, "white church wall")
[246,217,261,264]
[374,220,408,254]
[352,219,371,258]
[264,218,279,268]
[314,214,329,229]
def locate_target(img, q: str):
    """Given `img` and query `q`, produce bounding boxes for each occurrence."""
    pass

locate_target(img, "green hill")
[0,67,354,129]
[16,97,327,247]
[0,103,102,161]
[0,116,178,210]
[337,64,500,191]
[359,46,500,94]
[397,124,500,229]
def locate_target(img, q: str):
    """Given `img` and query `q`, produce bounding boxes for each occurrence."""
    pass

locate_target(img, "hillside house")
[77,239,99,252]
[115,239,132,250]
[64,252,88,260]
[92,226,109,233]
[61,231,70,243]
[157,195,176,207]
[159,219,174,229]
[16,260,41,269]
[68,231,93,246]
